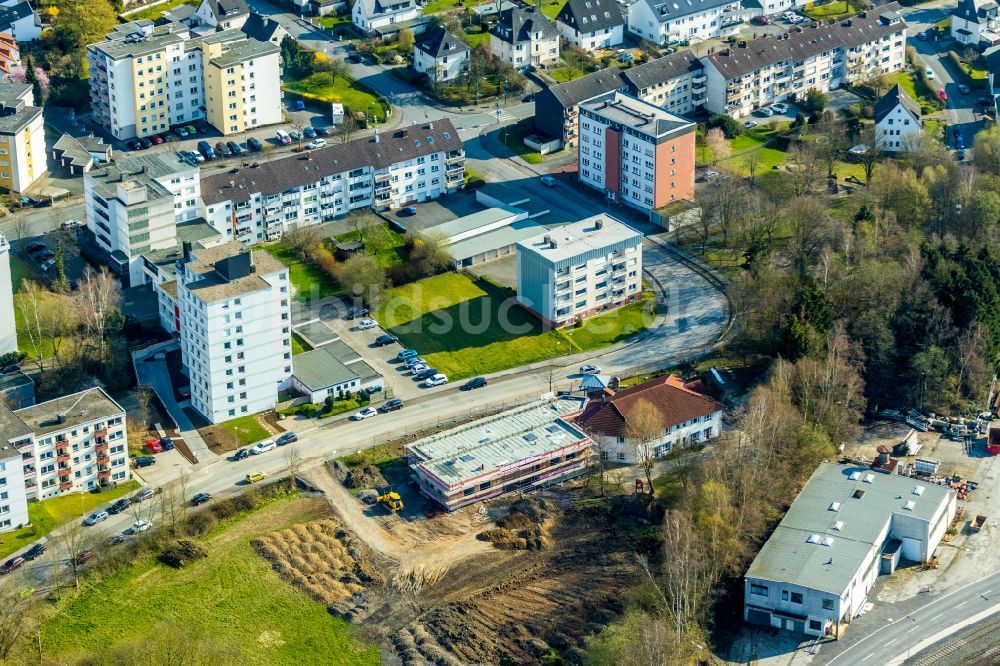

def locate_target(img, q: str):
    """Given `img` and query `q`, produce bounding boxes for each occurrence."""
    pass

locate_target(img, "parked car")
[462,376,488,390]
[978,96,995,106]
[954,128,965,149]
[938,88,947,101]
[409,363,429,375]
[959,84,971,95]
[1,363,19,374]
[197,140,215,159]
[365,384,383,395]
[107,498,132,515]
[227,141,242,156]
[374,334,398,346]
[403,356,426,369]
[0,557,24,575]
[346,53,363,64]
[174,127,189,138]
[296,100,306,111]
[579,364,602,375]
[84,510,109,526]
[233,448,251,461]
[316,126,330,136]
[379,398,404,413]
[275,129,292,145]
[743,120,758,129]
[135,455,157,468]
[307,138,326,150]
[751,15,772,25]
[25,241,46,254]
[398,206,417,217]
[397,349,419,361]
[276,431,297,446]
[247,137,263,152]
[357,318,377,330]
[346,307,369,319]
[61,219,82,230]
[245,471,267,483]
[755,106,774,117]
[132,487,156,503]
[150,134,164,145]
[23,543,45,561]
[249,439,276,455]
[353,406,378,420]
[39,259,55,272]
[289,129,302,141]
[926,67,935,80]
[138,137,153,149]
[540,175,557,187]
[184,125,197,135]
[303,126,317,138]
[73,549,96,566]
[191,492,213,506]
[215,141,230,157]
[35,249,54,262]
[188,150,205,163]
[414,367,438,381]
[423,373,448,387]
[131,520,152,533]
[772,102,788,113]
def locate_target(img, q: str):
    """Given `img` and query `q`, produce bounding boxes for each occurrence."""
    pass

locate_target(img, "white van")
[276,129,291,145]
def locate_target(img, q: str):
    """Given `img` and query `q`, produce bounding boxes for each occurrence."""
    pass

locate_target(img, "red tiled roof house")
[575,374,724,463]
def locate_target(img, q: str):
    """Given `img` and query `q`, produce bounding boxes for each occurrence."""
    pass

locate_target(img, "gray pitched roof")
[415,26,470,58]
[703,3,906,80]
[953,0,998,24]
[621,49,702,92]
[0,1,36,32]
[202,120,463,206]
[241,11,283,42]
[544,67,626,108]
[358,0,416,18]
[556,0,624,33]
[492,6,558,44]
[206,0,249,20]
[642,0,733,24]
[874,83,920,124]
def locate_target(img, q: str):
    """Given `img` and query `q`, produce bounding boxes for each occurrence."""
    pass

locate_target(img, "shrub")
[184,512,216,536]
[158,539,208,568]
[707,113,742,139]
[802,88,827,115]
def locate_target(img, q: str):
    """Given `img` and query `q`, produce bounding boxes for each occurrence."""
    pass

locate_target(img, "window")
[791,592,803,604]
[750,583,768,597]
[822,598,834,611]
[809,620,822,632]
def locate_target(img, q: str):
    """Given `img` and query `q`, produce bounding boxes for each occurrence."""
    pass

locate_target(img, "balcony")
[97,455,110,466]
[98,470,111,481]
[56,453,70,463]
[95,440,108,452]
[446,154,464,165]
[12,439,31,451]
[57,467,72,478]
[22,464,35,476]
[59,480,73,492]
[374,172,390,183]
[692,83,706,94]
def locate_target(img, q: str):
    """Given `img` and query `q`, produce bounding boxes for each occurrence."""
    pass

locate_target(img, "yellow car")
[245,471,267,484]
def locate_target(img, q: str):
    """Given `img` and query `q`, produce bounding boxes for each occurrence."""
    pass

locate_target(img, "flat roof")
[347,359,382,383]
[580,91,693,138]
[425,206,519,242]
[183,244,285,303]
[293,321,340,348]
[11,387,124,438]
[0,370,32,394]
[746,463,954,595]
[409,397,587,486]
[292,347,359,391]
[477,182,530,206]
[209,38,278,67]
[516,214,642,264]
[447,218,551,262]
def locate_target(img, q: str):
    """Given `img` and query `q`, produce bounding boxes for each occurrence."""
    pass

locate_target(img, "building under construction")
[407,397,590,511]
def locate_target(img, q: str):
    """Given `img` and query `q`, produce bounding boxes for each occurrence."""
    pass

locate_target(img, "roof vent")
[829,501,841,511]
[853,489,865,499]
[832,520,843,531]
[913,485,925,496]
[904,500,916,511]
[863,473,875,483]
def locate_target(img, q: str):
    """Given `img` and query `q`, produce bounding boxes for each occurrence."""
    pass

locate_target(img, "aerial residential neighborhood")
[3,0,1000,662]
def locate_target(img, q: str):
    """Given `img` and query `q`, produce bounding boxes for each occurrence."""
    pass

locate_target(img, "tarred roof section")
[575,374,723,438]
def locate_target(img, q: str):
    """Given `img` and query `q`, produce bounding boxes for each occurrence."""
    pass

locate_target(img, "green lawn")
[499,121,543,164]
[334,223,407,270]
[221,415,271,447]
[375,273,655,380]
[540,0,566,19]
[888,71,920,104]
[125,0,198,21]
[465,28,490,49]
[804,0,853,20]
[8,252,32,290]
[283,74,389,121]
[0,481,139,560]
[422,0,477,12]
[37,497,380,666]
[291,332,312,356]
[264,243,340,302]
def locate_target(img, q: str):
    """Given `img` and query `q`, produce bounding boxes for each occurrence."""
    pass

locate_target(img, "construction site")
[251,459,641,664]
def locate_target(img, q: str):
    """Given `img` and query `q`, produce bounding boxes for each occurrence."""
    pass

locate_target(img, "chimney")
[183,240,193,261]
[543,234,551,245]
[374,128,379,143]
[595,218,603,230]
[876,445,891,466]
[550,239,558,249]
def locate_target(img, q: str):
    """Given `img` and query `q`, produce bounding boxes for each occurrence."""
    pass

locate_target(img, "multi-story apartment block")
[516,213,642,327]
[0,231,15,355]
[701,4,907,118]
[84,153,201,287]
[194,0,249,31]
[534,49,704,149]
[0,82,44,194]
[413,27,469,83]
[202,36,282,135]
[88,20,282,140]
[627,0,744,45]
[874,83,921,152]
[555,0,625,50]
[0,442,27,532]
[200,120,465,243]
[0,388,128,511]
[159,242,291,424]
[578,91,695,213]
[0,32,20,76]
[490,6,560,70]
[0,0,41,43]
[576,374,723,463]
[952,0,1000,47]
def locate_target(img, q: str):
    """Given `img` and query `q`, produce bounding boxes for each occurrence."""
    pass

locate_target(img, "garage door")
[746,609,771,627]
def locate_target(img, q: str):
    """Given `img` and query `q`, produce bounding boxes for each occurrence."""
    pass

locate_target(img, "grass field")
[38,496,380,666]
[465,28,490,49]
[804,0,853,20]
[334,223,407,270]
[888,71,920,105]
[264,243,340,302]
[126,0,198,21]
[375,273,655,379]
[291,332,312,356]
[0,481,139,560]
[540,0,566,18]
[499,121,543,164]
[283,74,388,121]
[220,415,270,447]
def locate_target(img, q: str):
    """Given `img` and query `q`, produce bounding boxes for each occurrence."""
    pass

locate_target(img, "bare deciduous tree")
[625,398,664,492]
[77,266,121,368]
[704,127,730,166]
[283,226,322,261]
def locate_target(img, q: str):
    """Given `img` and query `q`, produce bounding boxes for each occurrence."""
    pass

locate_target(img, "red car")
[752,15,772,25]
[150,134,164,145]
[938,88,948,101]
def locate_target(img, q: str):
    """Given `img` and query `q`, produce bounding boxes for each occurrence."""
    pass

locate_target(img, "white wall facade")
[167,47,206,126]
[875,103,920,152]
[0,232,15,355]
[627,1,742,45]
[595,411,721,463]
[490,33,559,69]
[0,450,28,532]
[240,50,282,128]
[558,22,623,50]
[413,47,468,82]
[352,0,421,32]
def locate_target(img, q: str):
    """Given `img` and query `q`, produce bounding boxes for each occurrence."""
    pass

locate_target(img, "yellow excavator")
[376,490,404,513]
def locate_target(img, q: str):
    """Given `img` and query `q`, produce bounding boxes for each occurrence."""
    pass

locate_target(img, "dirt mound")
[252,518,385,608]
[476,528,528,550]
[479,499,553,551]
[344,464,387,490]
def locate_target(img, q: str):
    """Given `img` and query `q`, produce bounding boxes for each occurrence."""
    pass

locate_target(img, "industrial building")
[744,463,957,639]
[408,397,591,511]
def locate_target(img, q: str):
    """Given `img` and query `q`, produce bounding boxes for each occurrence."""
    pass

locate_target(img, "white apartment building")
[0,443,27,532]
[700,4,907,118]
[88,20,281,140]
[0,232,15,355]
[874,83,921,152]
[200,120,465,243]
[490,6,560,70]
[555,0,625,50]
[627,0,744,45]
[952,0,1000,47]
[744,463,956,639]
[84,153,201,287]
[0,0,41,43]
[576,374,724,462]
[352,0,421,34]
[194,0,250,31]
[515,214,642,327]
[158,243,291,424]
[413,26,469,83]
[577,91,696,213]
[0,388,128,514]
[0,82,45,194]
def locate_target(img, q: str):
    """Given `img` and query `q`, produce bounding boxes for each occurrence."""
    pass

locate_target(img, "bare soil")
[256,461,638,665]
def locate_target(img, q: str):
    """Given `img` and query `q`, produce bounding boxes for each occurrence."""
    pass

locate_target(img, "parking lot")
[9,224,90,290]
